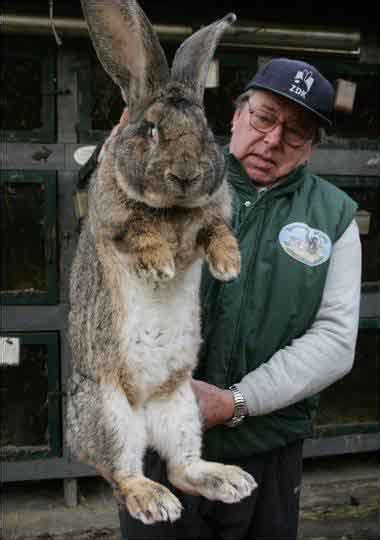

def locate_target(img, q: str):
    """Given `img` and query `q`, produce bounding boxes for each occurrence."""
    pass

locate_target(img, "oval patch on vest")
[279,222,332,267]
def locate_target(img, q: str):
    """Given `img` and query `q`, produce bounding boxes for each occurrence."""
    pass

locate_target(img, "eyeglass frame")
[245,98,317,148]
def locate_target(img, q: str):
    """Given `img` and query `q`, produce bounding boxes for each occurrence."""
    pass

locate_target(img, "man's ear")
[302,142,315,166]
[119,108,129,125]
[231,107,243,132]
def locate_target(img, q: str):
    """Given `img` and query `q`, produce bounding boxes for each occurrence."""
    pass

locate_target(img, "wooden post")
[64,478,78,507]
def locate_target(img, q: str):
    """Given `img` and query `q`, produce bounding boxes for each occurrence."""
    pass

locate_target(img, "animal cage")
[1,9,378,486]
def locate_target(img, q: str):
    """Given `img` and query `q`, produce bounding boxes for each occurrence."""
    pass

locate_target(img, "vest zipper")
[224,190,268,386]
[237,188,268,236]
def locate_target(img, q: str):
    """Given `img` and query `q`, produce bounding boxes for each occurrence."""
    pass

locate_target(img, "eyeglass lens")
[248,102,313,147]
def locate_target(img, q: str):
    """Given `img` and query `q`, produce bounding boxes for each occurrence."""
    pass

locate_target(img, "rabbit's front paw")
[169,461,257,504]
[121,477,183,525]
[207,235,241,281]
[131,246,175,281]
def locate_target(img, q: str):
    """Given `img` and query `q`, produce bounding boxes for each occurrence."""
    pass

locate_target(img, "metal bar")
[220,43,361,56]
[1,14,192,39]
[2,13,361,54]
[2,14,89,37]
[224,25,360,53]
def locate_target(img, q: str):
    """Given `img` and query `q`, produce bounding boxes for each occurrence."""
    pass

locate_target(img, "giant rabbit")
[67,0,257,525]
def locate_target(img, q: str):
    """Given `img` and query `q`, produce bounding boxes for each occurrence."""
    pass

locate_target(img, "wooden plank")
[2,143,65,169]
[65,146,380,177]
[3,144,379,177]
[64,478,78,508]
[1,457,96,482]
[3,433,378,481]
[57,49,81,144]
[303,432,380,458]
[360,286,380,319]
[58,171,81,304]
[1,305,68,332]
[310,149,380,176]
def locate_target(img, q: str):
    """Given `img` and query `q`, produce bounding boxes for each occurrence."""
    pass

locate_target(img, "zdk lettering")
[289,85,307,98]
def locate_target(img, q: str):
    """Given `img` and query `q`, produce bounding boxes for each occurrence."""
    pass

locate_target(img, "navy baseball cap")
[244,58,334,126]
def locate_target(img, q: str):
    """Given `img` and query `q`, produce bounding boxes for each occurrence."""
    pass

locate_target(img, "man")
[115,58,362,539]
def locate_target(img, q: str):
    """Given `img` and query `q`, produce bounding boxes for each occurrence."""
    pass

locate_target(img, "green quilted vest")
[196,150,357,460]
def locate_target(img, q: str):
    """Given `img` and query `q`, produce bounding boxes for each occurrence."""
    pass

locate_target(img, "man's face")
[230,90,318,187]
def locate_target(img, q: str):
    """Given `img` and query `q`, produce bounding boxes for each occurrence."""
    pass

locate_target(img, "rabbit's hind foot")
[119,476,183,524]
[169,460,257,504]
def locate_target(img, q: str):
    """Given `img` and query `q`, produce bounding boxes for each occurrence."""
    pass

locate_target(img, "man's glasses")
[247,101,315,148]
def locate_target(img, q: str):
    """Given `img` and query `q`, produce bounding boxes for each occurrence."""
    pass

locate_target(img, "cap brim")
[247,83,332,126]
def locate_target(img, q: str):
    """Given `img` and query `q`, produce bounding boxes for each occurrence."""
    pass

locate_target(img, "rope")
[49,0,62,46]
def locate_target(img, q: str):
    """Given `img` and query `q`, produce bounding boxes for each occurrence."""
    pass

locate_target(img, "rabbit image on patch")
[67,0,257,525]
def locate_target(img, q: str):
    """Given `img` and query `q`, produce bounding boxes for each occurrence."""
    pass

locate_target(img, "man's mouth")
[248,154,276,171]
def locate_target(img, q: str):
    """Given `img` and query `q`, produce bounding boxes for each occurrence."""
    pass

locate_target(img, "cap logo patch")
[279,222,331,266]
[289,69,315,99]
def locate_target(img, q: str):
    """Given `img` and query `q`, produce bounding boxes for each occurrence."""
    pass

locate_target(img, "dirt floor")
[2,452,379,540]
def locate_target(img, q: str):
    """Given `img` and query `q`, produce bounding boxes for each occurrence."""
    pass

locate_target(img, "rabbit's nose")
[166,168,202,186]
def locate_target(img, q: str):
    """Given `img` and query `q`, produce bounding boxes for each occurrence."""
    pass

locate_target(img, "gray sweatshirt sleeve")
[237,219,362,416]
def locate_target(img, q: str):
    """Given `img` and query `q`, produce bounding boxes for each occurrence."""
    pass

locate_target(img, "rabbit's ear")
[81,0,169,116]
[171,13,236,104]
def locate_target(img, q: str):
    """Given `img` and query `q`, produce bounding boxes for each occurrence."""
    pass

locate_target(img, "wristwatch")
[225,384,247,428]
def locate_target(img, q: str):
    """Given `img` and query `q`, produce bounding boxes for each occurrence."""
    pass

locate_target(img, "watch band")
[225,384,247,428]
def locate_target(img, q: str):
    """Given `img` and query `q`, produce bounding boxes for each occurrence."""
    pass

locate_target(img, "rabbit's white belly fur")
[119,260,203,401]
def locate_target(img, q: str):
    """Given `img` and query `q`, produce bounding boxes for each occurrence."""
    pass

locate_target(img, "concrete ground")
[2,452,379,540]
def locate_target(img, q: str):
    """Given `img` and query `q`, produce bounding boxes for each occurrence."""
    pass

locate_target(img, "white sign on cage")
[0,337,20,366]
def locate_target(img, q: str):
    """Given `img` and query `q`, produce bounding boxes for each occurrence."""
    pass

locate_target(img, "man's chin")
[248,167,275,186]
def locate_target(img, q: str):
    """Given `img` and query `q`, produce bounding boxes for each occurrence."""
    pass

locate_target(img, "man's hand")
[191,379,235,431]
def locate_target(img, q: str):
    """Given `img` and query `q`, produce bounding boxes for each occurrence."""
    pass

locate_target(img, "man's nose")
[263,124,283,146]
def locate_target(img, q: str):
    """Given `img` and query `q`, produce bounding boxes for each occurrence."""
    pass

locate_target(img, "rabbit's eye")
[147,123,158,141]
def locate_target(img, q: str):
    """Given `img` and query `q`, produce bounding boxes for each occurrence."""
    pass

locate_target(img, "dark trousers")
[119,440,303,540]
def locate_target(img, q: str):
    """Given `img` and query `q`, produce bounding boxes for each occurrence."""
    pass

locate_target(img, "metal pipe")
[225,24,360,51]
[1,13,360,55]
[2,14,90,37]
[1,14,193,40]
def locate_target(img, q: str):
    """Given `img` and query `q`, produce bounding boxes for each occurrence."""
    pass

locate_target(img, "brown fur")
[151,366,193,401]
